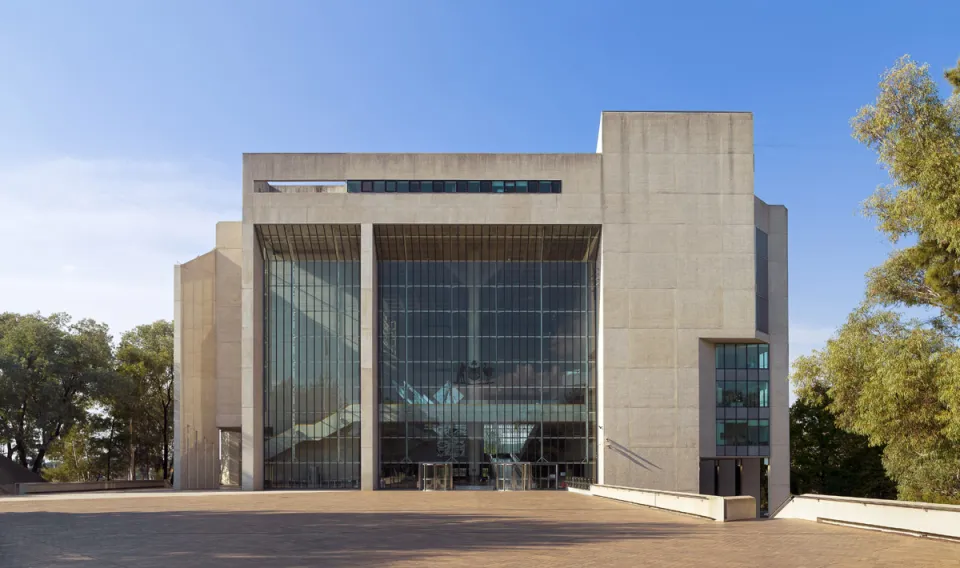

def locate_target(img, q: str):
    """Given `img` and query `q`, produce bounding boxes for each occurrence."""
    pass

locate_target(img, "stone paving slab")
[1,491,958,567]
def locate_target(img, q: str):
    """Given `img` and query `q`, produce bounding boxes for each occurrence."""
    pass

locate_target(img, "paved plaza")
[1,490,957,567]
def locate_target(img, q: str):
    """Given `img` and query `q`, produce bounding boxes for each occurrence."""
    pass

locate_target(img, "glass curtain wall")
[259,225,361,489]
[376,225,599,490]
[715,343,770,457]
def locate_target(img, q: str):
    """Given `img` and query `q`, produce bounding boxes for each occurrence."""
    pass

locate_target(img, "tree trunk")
[14,436,28,468]
[32,447,47,474]
[128,416,135,481]
[106,420,115,480]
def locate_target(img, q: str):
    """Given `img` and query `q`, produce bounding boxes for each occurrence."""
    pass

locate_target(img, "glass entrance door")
[420,463,453,491]
[494,462,532,491]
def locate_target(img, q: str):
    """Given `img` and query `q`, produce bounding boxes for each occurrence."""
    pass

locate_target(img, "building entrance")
[376,225,601,492]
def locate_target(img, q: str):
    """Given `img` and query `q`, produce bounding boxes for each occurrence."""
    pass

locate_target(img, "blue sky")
[1,0,958,367]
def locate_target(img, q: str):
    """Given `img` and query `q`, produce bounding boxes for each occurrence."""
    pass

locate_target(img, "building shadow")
[0,508,694,567]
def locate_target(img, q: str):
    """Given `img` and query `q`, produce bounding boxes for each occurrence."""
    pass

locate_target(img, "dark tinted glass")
[468,181,480,193]
[386,181,396,193]
[516,181,528,193]
[456,181,468,193]
[551,181,562,193]
[347,181,361,193]
[529,181,540,193]
[361,181,373,193]
[480,181,492,193]
[374,181,386,193]
[410,181,421,193]
[493,181,504,193]
[505,181,516,193]
[433,181,444,193]
[398,181,409,193]
[445,181,457,193]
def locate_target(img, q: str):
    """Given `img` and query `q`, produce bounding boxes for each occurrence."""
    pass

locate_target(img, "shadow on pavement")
[0,509,693,567]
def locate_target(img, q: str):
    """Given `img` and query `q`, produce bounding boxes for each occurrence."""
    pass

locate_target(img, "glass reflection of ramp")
[264,404,361,460]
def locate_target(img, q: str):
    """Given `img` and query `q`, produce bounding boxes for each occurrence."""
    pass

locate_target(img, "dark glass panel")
[480,180,492,193]
[516,181,528,193]
[493,181,504,193]
[505,181,516,193]
[410,181,421,193]
[398,181,409,193]
[347,181,361,193]
[374,181,386,193]
[445,181,457,193]
[386,181,397,193]
[433,181,444,193]
[361,181,373,193]
[528,181,540,193]
[551,181,562,193]
[456,181,468,193]
[468,181,480,193]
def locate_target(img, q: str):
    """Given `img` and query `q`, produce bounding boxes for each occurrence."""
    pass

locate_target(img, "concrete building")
[173,111,789,512]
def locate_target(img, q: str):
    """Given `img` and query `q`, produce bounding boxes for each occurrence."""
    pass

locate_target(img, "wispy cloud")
[0,158,239,339]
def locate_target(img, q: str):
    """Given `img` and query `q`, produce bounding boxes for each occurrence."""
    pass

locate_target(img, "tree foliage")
[793,308,960,503]
[790,384,896,499]
[0,313,114,473]
[792,56,960,504]
[853,56,960,321]
[115,320,175,480]
[0,313,174,482]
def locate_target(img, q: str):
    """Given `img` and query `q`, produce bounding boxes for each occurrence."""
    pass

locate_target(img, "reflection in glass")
[263,258,361,489]
[378,260,597,489]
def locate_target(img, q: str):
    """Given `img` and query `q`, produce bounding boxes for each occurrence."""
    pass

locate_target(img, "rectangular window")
[410,181,421,193]
[480,180,492,193]
[398,181,409,193]
[374,181,386,193]
[433,181,444,193]
[493,181,504,193]
[456,180,468,193]
[516,181,528,193]
[468,181,480,193]
[362,181,373,193]
[540,181,552,194]
[756,228,769,333]
[529,181,540,193]
[347,181,361,193]
[551,181,562,193]
[386,181,397,193]
[445,181,457,193]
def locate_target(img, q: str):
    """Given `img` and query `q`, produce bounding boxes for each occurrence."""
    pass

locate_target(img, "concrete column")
[740,458,762,517]
[360,223,379,490]
[241,223,264,490]
[766,206,790,511]
[173,265,183,490]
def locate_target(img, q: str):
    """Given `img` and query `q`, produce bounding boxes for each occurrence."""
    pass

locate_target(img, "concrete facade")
[173,222,242,489]
[174,111,788,508]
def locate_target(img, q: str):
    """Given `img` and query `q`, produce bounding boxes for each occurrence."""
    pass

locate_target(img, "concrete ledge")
[15,480,169,495]
[773,494,960,541]
[581,484,755,522]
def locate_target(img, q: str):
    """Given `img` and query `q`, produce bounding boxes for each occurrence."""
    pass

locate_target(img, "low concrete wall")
[774,494,960,540]
[15,480,168,495]
[583,484,755,522]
